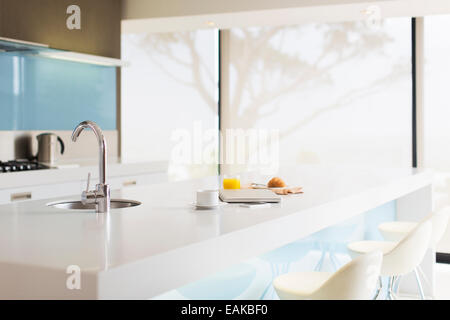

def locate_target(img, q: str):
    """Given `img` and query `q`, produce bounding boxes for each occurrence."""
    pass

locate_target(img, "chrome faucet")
[72,120,110,213]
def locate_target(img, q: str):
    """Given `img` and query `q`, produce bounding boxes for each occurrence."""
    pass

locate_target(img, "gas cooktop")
[0,160,49,173]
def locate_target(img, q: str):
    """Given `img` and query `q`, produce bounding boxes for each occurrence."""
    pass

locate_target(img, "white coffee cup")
[196,189,219,207]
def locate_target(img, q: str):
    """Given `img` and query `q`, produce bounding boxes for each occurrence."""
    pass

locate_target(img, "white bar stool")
[259,240,311,299]
[347,220,432,299]
[377,208,449,298]
[378,208,449,244]
[273,251,382,300]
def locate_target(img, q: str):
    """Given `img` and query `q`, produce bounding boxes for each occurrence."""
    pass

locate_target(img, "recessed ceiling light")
[206,21,216,27]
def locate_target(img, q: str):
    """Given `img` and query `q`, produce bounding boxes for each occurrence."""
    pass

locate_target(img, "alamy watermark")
[170,122,280,171]
[66,265,81,290]
[66,5,81,30]
[362,5,382,30]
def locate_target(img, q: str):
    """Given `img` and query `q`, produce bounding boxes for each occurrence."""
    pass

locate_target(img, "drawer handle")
[122,180,137,187]
[11,192,32,202]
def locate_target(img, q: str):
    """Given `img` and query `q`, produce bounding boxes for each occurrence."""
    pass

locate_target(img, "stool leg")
[394,275,402,294]
[314,245,326,271]
[417,265,431,288]
[373,276,382,300]
[414,267,426,300]
[260,263,276,300]
[417,265,434,299]
[387,276,397,300]
[271,263,290,300]
[329,250,341,272]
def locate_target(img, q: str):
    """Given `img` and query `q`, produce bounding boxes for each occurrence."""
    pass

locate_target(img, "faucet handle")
[81,172,96,205]
[85,172,91,192]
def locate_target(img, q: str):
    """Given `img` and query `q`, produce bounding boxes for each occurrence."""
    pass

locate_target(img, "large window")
[121,30,219,180]
[424,15,450,253]
[221,18,412,173]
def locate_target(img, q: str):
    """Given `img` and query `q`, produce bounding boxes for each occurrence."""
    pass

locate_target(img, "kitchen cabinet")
[0,181,83,205]
[0,172,168,205]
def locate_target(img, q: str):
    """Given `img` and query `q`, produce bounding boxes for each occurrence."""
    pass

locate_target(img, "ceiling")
[122,0,450,33]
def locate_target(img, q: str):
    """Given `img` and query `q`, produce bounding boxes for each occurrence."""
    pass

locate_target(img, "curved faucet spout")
[72,120,107,185]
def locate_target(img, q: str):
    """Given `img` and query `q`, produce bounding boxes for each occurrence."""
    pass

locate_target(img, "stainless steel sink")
[47,199,141,210]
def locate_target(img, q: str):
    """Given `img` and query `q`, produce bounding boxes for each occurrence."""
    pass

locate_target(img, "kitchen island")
[0,165,433,299]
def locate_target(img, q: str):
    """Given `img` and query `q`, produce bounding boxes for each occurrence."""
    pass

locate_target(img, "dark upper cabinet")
[0,0,121,58]
[0,1,3,37]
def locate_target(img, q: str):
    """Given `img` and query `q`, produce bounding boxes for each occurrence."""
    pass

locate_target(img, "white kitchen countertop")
[0,165,432,299]
[0,160,168,190]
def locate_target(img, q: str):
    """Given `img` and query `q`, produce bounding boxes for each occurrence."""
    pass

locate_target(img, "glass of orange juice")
[222,175,241,189]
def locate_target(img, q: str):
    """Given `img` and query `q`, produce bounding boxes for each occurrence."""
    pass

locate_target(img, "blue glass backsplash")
[0,53,116,130]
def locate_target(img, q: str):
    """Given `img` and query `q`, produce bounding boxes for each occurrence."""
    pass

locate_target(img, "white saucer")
[191,202,223,210]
